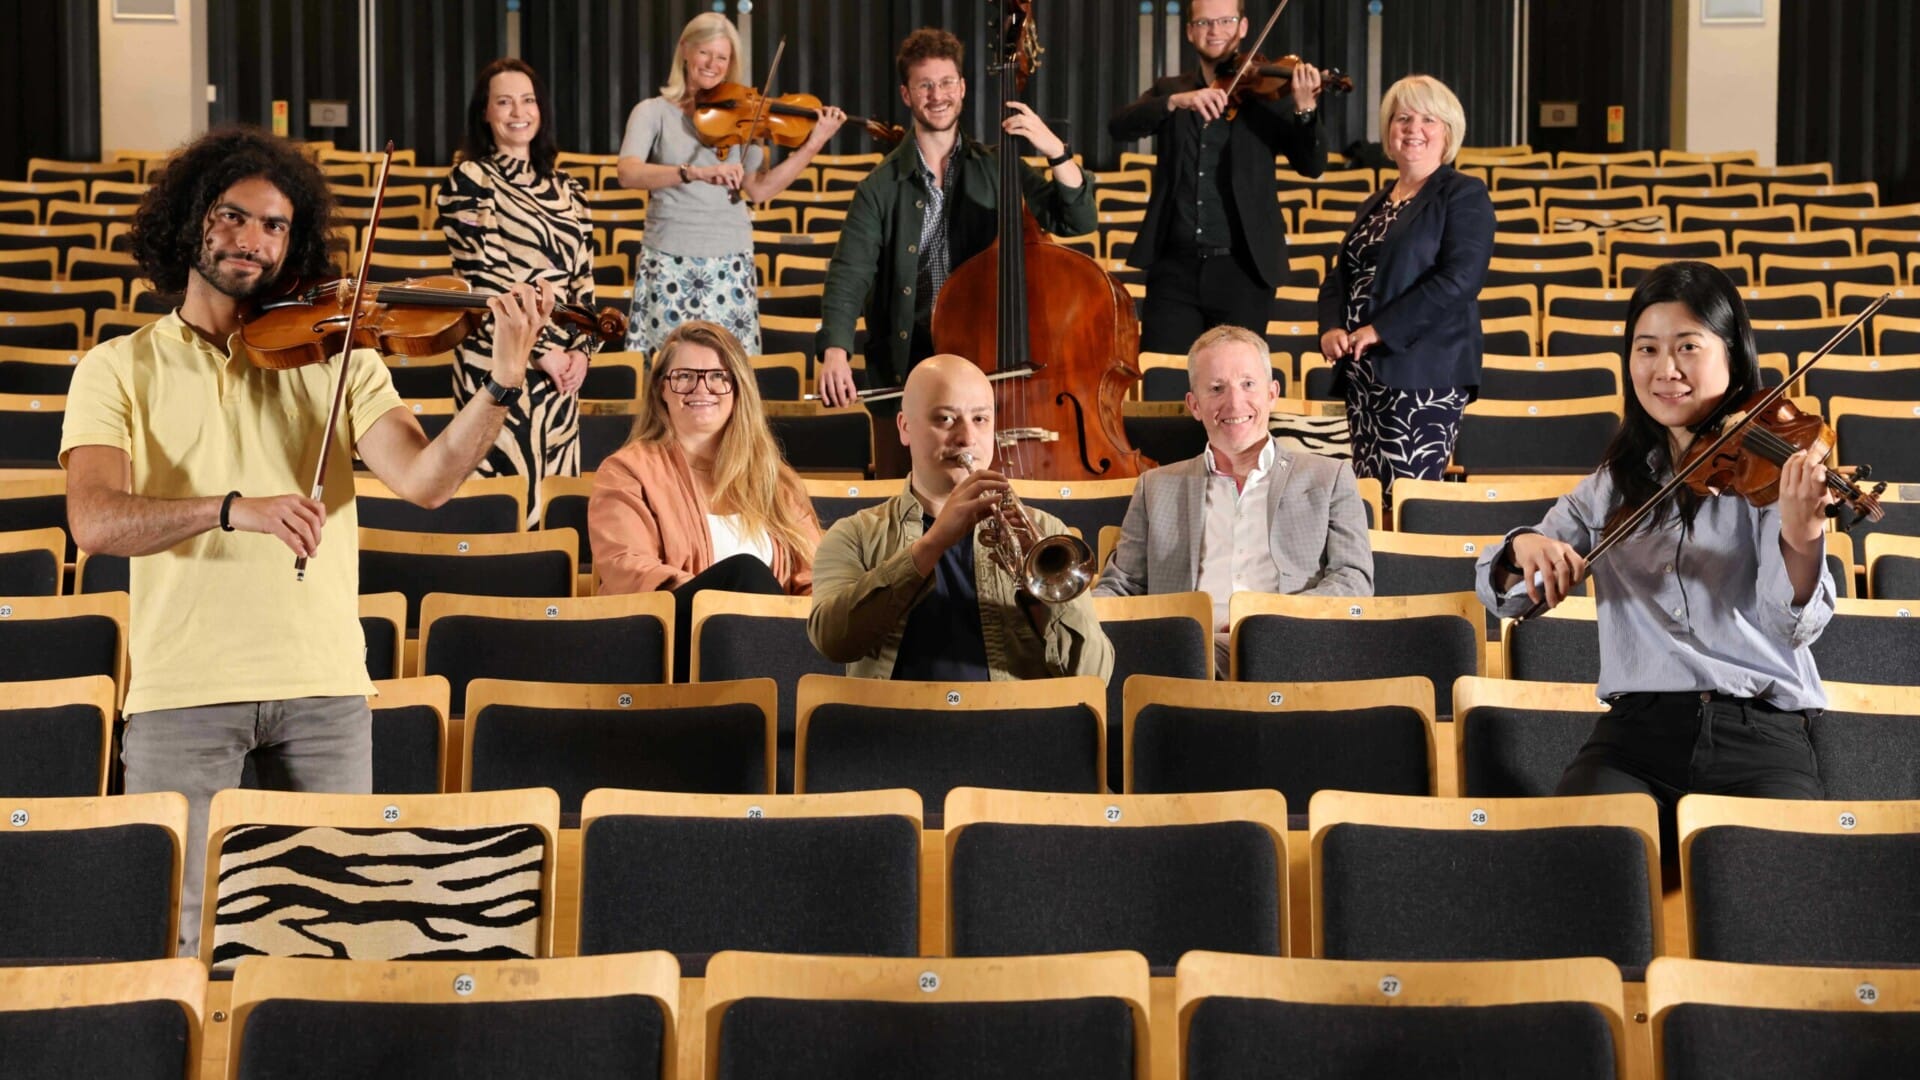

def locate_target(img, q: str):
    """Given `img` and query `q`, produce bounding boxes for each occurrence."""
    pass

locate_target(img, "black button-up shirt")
[1167,70,1234,251]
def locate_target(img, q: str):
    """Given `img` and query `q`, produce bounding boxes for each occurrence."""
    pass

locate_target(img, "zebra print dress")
[439,153,598,522]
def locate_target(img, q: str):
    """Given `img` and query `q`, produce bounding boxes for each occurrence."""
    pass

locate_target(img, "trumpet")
[955,451,1096,603]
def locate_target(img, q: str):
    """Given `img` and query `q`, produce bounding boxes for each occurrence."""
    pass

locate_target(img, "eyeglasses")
[910,76,962,97]
[1187,15,1243,30]
[661,368,736,395]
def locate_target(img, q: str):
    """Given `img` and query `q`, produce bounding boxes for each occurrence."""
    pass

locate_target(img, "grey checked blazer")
[1092,445,1374,601]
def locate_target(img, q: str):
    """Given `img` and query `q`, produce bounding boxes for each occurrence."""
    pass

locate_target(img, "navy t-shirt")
[892,512,993,681]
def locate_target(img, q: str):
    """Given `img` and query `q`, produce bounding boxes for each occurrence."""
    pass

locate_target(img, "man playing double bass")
[59,126,553,957]
[813,27,1095,478]
[1109,0,1327,354]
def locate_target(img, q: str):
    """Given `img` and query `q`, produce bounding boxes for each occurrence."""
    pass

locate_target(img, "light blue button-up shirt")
[1476,467,1835,710]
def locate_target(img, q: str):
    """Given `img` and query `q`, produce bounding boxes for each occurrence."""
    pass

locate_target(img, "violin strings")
[1733,424,1861,497]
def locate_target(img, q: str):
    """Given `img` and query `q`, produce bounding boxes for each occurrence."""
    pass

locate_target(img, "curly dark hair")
[896,27,964,85]
[461,58,559,176]
[129,126,335,294]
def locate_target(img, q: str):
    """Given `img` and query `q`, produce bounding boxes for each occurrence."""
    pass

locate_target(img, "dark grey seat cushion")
[1663,1003,1920,1080]
[1319,823,1654,974]
[804,704,1100,819]
[0,825,176,961]
[0,702,107,797]
[1688,827,1920,966]
[1186,997,1616,1080]
[370,704,441,795]
[1101,616,1210,789]
[1459,706,1598,796]
[0,614,120,684]
[1132,704,1430,813]
[422,612,668,715]
[1810,712,1920,799]
[0,999,192,1080]
[950,822,1281,971]
[1234,613,1480,704]
[714,997,1134,1080]
[696,613,841,795]
[577,814,919,974]
[469,703,767,813]
[234,996,665,1079]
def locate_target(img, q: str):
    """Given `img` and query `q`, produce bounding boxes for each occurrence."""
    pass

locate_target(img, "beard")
[193,247,276,301]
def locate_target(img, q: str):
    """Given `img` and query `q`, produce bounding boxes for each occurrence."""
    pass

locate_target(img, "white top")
[707,511,774,568]
[1196,437,1284,633]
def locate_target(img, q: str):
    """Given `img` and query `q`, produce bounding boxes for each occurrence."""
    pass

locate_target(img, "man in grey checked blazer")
[1094,325,1373,672]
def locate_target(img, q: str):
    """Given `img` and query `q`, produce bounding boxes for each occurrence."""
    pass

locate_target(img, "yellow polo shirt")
[60,313,406,714]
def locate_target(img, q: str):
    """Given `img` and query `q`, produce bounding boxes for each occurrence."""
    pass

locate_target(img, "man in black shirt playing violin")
[1109,0,1327,353]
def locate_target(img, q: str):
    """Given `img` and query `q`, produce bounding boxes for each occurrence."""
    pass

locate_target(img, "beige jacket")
[808,484,1114,681]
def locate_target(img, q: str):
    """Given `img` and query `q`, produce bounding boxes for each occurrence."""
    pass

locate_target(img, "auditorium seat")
[1679,793,1920,967]
[1833,397,1920,483]
[1391,475,1580,536]
[0,525,62,595]
[766,401,871,476]
[1126,675,1435,816]
[1650,957,1920,1080]
[1865,533,1920,600]
[0,791,186,962]
[1478,354,1621,401]
[795,674,1105,821]
[802,477,902,532]
[1178,952,1625,1080]
[357,526,577,633]
[944,787,1287,971]
[1453,396,1622,473]
[0,673,116,797]
[0,391,68,464]
[228,953,675,1079]
[0,591,127,692]
[574,788,920,972]
[463,678,774,813]
[1,473,73,563]
[1092,592,1212,788]
[1809,598,1920,687]
[703,950,1148,1080]
[368,675,449,795]
[0,959,205,1080]
[1310,790,1662,978]
[418,592,670,716]
[1802,357,1920,412]
[1452,676,1604,797]
[534,474,596,591]
[1502,595,1601,683]
[200,786,560,968]
[353,474,527,535]
[1228,593,1482,709]
[691,591,838,794]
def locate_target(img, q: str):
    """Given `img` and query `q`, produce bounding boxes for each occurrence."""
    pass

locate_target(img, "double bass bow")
[929,0,1148,481]
[1513,295,1892,622]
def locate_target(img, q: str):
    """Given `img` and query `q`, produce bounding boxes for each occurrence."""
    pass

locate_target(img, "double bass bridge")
[997,428,1060,446]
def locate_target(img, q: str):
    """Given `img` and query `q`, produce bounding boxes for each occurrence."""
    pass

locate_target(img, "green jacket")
[807,483,1114,683]
[815,134,1098,389]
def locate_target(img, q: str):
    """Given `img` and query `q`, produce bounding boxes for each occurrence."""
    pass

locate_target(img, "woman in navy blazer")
[1317,75,1495,495]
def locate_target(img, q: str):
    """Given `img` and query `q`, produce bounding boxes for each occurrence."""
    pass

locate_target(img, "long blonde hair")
[660,13,744,106]
[630,321,815,562]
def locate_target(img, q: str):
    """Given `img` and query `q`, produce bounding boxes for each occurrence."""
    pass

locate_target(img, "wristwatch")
[678,163,693,184]
[1292,105,1316,122]
[1046,145,1074,168]
[482,376,523,408]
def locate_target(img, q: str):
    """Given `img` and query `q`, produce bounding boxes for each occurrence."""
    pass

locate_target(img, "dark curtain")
[1380,0,1518,152]
[0,0,100,180]
[1528,0,1670,155]
[1779,0,1918,205]
[208,0,361,148]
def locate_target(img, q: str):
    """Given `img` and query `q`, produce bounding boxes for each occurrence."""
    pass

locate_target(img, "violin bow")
[1512,293,1890,621]
[1212,0,1294,120]
[730,37,788,205]
[294,140,394,582]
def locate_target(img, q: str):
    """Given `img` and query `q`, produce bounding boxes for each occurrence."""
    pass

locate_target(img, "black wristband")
[1046,146,1073,168]
[220,491,241,532]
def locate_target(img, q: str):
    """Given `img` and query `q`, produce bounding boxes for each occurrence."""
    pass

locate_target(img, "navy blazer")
[1316,164,1495,392]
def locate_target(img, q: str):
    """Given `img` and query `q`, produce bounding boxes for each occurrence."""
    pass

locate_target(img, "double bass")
[930,0,1147,481]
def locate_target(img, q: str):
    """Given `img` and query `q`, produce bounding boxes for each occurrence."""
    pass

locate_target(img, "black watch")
[483,376,523,408]
[1046,145,1074,168]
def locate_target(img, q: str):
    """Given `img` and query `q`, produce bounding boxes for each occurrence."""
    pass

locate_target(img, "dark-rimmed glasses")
[661,368,736,394]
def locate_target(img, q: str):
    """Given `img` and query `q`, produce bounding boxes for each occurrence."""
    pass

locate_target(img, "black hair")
[128,126,335,295]
[1600,260,1762,534]
[461,58,559,176]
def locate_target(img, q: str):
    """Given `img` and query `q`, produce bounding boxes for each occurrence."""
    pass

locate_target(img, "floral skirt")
[625,245,761,362]
[1341,350,1470,498]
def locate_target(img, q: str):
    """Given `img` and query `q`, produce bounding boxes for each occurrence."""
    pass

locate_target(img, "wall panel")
[1779,0,1916,205]
[0,0,100,179]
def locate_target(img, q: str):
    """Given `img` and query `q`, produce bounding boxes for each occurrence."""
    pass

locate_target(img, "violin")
[691,82,901,158]
[1513,294,1891,621]
[239,275,626,370]
[1214,51,1355,119]
[1680,391,1885,521]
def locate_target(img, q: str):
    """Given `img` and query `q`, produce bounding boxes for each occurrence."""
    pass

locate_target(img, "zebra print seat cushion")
[1268,413,1351,462]
[210,824,545,969]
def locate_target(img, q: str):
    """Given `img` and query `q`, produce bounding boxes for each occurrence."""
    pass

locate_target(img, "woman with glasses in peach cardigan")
[588,320,820,682]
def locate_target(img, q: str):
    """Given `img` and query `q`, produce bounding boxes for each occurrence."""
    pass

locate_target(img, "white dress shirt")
[1197,436,1286,633]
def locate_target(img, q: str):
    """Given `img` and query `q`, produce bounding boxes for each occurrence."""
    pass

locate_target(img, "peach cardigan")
[587,439,818,595]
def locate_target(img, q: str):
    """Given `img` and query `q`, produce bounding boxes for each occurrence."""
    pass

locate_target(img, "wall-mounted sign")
[1702,0,1766,25]
[1539,102,1578,129]
[111,0,177,20]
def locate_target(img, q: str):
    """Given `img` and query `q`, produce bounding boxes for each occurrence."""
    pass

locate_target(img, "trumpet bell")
[1024,533,1096,604]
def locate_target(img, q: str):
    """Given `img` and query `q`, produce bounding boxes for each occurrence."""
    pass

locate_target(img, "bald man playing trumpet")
[808,355,1114,681]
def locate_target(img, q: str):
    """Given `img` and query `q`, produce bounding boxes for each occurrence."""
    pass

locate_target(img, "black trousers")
[1140,247,1276,355]
[669,553,786,683]
[1556,691,1826,874]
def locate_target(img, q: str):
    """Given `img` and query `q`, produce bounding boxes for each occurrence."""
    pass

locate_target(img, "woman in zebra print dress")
[1317,75,1494,499]
[440,58,597,522]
